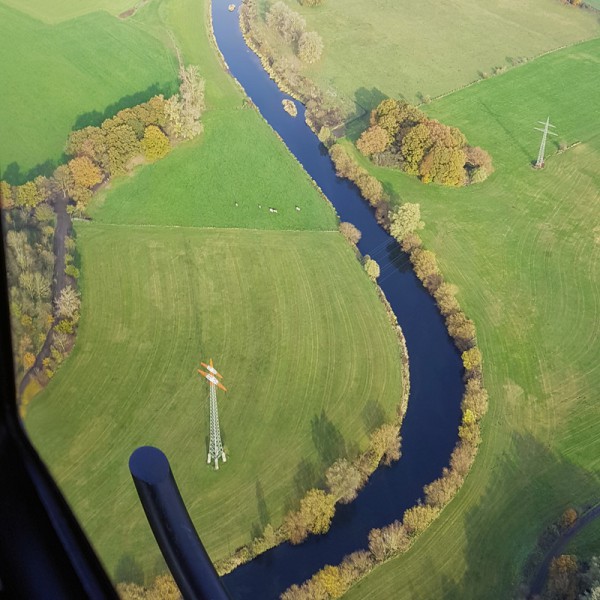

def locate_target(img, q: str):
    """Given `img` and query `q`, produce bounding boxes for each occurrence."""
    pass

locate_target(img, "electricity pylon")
[198,359,227,469]
[534,117,557,169]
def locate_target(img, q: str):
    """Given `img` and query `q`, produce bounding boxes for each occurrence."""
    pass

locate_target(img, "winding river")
[212,2,465,597]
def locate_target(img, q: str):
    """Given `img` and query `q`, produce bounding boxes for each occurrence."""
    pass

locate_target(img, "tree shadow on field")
[311,409,347,466]
[407,433,600,600]
[256,479,270,528]
[71,81,178,130]
[2,158,66,186]
[362,399,386,434]
[114,553,144,585]
[345,87,388,142]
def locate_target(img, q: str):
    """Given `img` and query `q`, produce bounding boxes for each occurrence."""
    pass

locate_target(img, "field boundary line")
[74,219,338,234]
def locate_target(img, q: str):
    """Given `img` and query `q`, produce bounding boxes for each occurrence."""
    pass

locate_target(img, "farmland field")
[342,38,600,599]
[26,224,404,581]
[15,0,406,586]
[261,0,598,109]
[0,2,178,178]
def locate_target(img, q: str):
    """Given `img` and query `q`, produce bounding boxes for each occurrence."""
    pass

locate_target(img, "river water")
[212,2,464,597]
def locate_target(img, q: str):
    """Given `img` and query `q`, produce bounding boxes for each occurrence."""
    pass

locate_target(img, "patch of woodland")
[356,98,493,187]
[1,64,206,401]
[1,201,55,385]
[240,0,343,132]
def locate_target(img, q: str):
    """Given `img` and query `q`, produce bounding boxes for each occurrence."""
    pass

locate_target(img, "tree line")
[356,98,493,186]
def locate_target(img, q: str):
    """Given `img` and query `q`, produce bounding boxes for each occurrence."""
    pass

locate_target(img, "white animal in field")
[269,207,278,213]
[295,206,301,211]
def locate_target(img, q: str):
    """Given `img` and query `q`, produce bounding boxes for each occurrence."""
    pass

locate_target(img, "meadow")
[0,2,178,178]
[341,39,600,598]
[26,224,404,582]
[263,0,598,109]
[14,0,406,585]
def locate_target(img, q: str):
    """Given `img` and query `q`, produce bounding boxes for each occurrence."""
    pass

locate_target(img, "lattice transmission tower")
[534,117,557,169]
[198,359,227,469]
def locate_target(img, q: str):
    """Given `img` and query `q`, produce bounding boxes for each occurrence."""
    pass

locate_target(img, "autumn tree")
[339,222,362,245]
[297,31,324,64]
[15,181,44,209]
[368,521,410,561]
[560,508,578,531]
[462,347,482,376]
[299,489,336,535]
[546,555,579,600]
[461,378,488,420]
[369,423,401,466]
[0,181,14,209]
[446,311,477,351]
[141,125,171,162]
[419,144,466,186]
[326,458,364,503]
[356,173,383,206]
[329,144,360,180]
[402,504,439,537]
[424,468,462,508]
[410,248,440,289]
[356,125,391,156]
[314,565,347,598]
[433,282,460,316]
[102,120,140,175]
[401,123,432,174]
[68,156,103,189]
[389,202,424,242]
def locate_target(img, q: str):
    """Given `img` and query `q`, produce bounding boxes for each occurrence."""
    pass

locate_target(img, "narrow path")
[18,194,72,400]
[528,504,600,598]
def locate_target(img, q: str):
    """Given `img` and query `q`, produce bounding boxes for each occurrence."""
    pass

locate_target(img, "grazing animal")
[269,207,278,213]
[234,202,239,207]
[295,206,301,212]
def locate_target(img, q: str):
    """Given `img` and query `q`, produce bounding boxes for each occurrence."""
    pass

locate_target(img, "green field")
[26,224,404,581]
[341,39,600,599]
[91,109,336,230]
[1,0,134,22]
[0,2,178,179]
[15,0,405,585]
[265,0,598,108]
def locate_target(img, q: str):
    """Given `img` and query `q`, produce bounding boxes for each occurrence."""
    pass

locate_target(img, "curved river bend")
[211,2,464,597]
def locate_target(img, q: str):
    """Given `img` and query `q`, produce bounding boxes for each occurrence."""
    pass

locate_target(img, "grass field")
[340,39,600,599]
[1,0,134,22]
[16,0,405,586]
[0,2,178,179]
[26,224,404,582]
[91,109,336,230]
[265,0,598,109]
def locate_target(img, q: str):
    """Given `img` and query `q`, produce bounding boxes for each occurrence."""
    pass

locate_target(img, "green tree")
[356,125,391,156]
[141,125,171,162]
[462,347,482,374]
[15,181,43,209]
[297,31,324,64]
